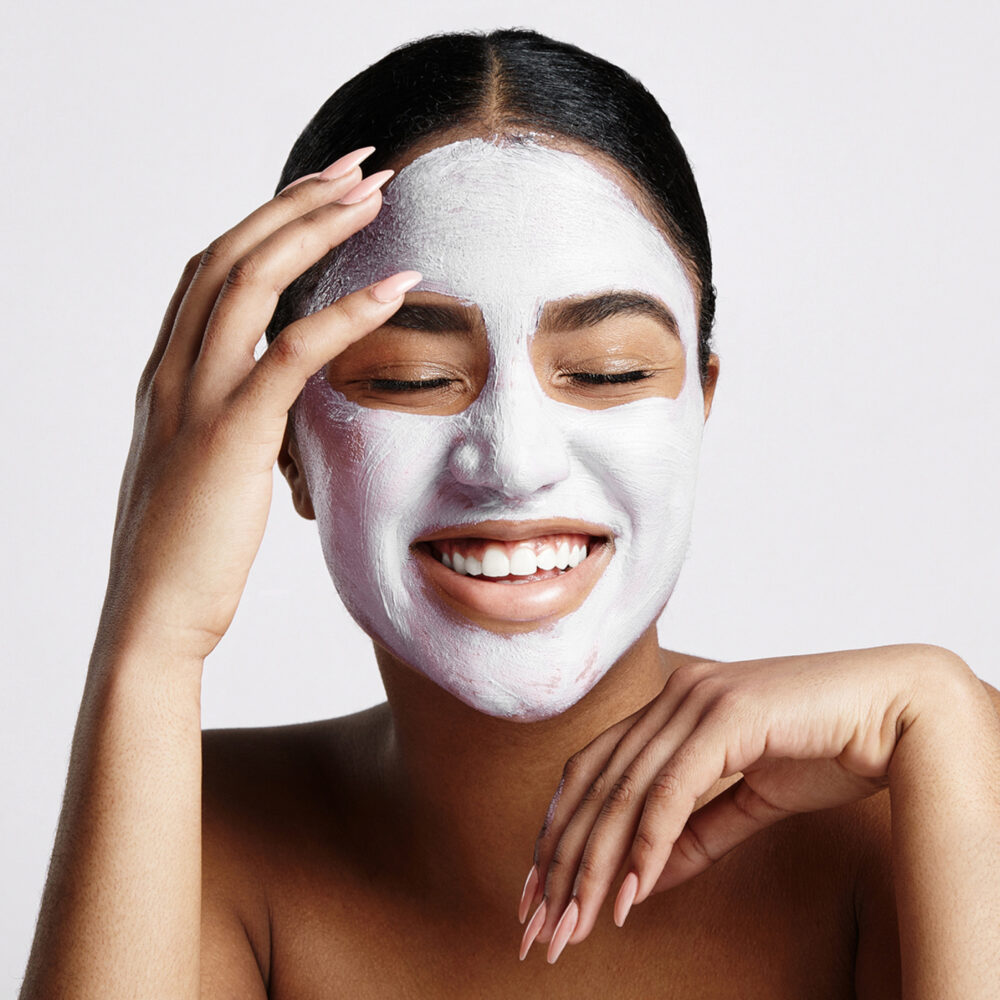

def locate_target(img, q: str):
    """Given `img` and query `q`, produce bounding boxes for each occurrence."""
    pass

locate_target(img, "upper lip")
[414,518,612,544]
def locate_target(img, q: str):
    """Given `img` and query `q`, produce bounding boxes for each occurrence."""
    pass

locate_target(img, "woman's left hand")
[519,642,968,962]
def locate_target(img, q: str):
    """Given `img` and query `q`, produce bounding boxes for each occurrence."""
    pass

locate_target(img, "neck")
[374,625,679,921]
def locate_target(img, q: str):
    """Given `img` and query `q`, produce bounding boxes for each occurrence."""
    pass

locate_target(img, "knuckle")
[647,770,683,804]
[581,770,610,804]
[602,773,638,813]
[223,252,265,292]
[535,824,554,859]
[711,685,742,717]
[574,851,602,883]
[664,661,697,697]
[146,369,174,409]
[670,659,713,690]
[633,825,659,860]
[197,410,237,453]
[199,236,233,270]
[268,329,309,368]
[546,842,572,877]
[561,751,587,783]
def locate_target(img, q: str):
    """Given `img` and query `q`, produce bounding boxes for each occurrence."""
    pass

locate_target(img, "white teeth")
[436,537,595,578]
[481,546,510,578]
[535,545,557,571]
[555,541,571,570]
[509,546,537,576]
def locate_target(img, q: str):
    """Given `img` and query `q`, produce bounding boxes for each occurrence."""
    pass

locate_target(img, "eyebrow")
[543,292,680,341]
[384,291,680,340]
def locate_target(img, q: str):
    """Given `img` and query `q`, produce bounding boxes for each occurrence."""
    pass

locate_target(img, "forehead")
[311,137,698,346]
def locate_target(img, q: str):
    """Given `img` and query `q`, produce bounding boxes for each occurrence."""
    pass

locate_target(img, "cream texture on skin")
[292,137,706,721]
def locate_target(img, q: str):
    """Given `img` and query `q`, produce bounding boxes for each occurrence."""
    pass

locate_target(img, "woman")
[19,27,1000,998]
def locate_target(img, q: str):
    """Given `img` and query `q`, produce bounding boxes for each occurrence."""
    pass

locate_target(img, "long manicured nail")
[337,168,394,205]
[547,898,579,964]
[518,865,539,924]
[519,899,547,961]
[319,145,376,180]
[370,270,422,303]
[614,871,639,928]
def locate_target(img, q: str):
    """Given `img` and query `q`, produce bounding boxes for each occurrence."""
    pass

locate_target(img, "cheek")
[567,399,701,504]
[294,378,453,548]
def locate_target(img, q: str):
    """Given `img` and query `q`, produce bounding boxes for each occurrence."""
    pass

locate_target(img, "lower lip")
[411,538,613,627]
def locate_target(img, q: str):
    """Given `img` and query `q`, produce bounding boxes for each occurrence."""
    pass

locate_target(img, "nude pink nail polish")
[370,270,422,303]
[614,871,639,928]
[547,898,579,964]
[337,168,395,205]
[319,145,376,180]
[518,865,539,924]
[519,899,547,961]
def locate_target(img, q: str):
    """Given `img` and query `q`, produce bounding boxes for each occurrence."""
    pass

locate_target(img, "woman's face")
[290,136,709,721]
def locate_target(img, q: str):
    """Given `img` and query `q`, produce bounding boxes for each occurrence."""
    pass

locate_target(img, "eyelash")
[567,370,654,386]
[368,372,654,392]
[368,377,453,391]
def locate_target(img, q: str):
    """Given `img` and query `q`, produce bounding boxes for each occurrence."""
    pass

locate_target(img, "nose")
[447,372,571,500]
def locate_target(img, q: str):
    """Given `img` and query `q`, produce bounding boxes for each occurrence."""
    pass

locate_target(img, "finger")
[538,693,707,946]
[526,663,707,938]
[526,712,639,915]
[227,270,423,427]
[646,777,795,897]
[155,160,373,400]
[624,710,740,910]
[190,175,393,405]
[137,253,201,401]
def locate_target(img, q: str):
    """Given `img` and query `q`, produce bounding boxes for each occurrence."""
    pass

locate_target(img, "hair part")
[267,27,716,385]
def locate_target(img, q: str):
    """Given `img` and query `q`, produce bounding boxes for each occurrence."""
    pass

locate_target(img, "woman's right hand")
[99,152,419,663]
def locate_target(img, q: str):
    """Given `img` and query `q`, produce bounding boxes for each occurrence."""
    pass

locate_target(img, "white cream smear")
[292,137,705,721]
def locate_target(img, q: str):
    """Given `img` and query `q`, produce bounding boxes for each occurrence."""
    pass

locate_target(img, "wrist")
[896,645,981,732]
[889,646,995,783]
[90,614,207,687]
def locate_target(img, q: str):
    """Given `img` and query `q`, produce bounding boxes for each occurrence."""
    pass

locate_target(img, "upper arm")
[200,730,271,1000]
[854,671,1000,999]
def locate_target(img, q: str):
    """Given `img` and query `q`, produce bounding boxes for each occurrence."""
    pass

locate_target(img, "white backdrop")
[2,0,998,990]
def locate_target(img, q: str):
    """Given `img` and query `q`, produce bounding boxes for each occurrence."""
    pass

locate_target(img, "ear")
[278,421,316,521]
[702,353,720,421]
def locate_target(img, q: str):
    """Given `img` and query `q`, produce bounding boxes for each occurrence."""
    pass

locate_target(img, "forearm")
[888,652,1000,1000]
[19,634,204,1000]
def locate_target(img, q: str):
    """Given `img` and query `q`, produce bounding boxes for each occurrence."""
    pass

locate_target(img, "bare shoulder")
[199,704,390,997]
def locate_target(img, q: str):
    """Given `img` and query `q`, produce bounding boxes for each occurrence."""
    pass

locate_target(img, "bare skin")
[200,637,1000,999]
[19,123,1000,1000]
[199,642,901,999]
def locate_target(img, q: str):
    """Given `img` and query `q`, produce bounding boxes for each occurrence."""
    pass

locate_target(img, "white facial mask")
[292,137,706,721]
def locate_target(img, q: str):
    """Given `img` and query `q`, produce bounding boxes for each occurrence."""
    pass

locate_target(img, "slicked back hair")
[266,27,716,385]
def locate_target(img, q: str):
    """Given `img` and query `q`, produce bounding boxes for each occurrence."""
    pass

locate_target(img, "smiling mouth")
[415,532,606,584]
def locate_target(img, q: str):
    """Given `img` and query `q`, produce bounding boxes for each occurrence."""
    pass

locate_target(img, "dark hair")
[267,27,716,385]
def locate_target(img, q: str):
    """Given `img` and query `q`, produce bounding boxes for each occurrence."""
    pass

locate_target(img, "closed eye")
[567,370,654,386]
[367,377,454,391]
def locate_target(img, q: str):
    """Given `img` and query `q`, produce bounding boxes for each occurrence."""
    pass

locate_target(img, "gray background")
[3,0,998,990]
